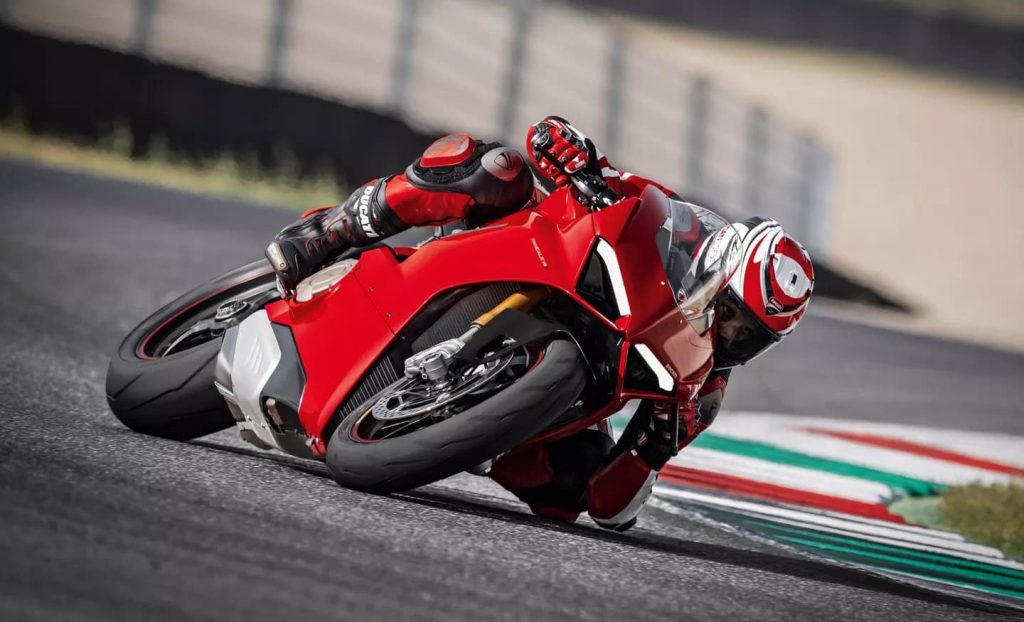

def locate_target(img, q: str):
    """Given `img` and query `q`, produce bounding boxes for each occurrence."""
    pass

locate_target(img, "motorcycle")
[106,174,741,493]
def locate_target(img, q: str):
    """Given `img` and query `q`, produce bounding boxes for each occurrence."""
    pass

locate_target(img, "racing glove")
[631,401,683,471]
[526,116,593,188]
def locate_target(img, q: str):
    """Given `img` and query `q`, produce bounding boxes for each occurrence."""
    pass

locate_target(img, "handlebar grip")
[570,171,618,208]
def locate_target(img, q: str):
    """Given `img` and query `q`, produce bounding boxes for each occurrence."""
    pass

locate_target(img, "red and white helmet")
[714,217,814,368]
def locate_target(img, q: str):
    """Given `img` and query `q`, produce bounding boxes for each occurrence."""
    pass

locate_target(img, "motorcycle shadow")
[188,439,1012,616]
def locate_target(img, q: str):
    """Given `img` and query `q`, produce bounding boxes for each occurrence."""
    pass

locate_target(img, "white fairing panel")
[595,239,632,316]
[228,310,282,448]
[633,344,674,391]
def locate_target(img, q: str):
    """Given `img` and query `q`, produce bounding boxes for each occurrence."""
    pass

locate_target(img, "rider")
[266,116,815,531]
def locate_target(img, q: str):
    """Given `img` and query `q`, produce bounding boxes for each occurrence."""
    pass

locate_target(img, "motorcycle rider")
[265,116,815,531]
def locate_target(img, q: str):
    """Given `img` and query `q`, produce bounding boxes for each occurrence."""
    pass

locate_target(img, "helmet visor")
[714,290,781,367]
[658,200,741,333]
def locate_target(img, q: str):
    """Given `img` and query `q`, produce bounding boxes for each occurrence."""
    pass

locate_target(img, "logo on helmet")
[766,296,784,315]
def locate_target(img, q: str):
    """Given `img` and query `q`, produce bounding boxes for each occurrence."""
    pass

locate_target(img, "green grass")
[940,481,1024,560]
[0,112,345,210]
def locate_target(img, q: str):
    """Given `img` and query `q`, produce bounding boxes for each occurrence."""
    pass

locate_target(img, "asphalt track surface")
[1,159,1022,621]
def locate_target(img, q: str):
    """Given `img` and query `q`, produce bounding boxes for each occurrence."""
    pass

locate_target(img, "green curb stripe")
[798,545,1024,600]
[775,534,1024,594]
[744,517,1024,581]
[685,503,1024,599]
[692,433,945,497]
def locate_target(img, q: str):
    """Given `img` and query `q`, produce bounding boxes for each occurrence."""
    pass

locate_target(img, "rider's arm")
[695,369,730,429]
[489,372,730,530]
[586,371,730,530]
[527,115,679,202]
[585,400,687,531]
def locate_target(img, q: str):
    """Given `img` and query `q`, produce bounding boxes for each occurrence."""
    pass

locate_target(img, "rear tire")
[326,338,587,493]
[105,260,275,440]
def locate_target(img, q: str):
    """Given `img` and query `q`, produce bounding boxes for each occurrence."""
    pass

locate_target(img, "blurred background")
[1,0,1022,350]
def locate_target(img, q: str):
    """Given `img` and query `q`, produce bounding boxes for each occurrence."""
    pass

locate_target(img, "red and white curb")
[611,411,1024,601]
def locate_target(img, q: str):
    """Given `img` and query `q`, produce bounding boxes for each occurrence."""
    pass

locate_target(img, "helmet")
[714,217,814,368]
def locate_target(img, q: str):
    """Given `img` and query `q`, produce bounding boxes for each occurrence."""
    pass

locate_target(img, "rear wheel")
[105,260,278,440]
[326,338,587,493]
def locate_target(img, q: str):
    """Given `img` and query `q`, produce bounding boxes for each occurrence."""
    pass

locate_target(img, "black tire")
[105,260,275,440]
[326,338,587,493]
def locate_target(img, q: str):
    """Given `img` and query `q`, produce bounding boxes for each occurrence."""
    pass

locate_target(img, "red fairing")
[384,174,473,226]
[593,186,714,406]
[266,191,598,437]
[263,182,719,508]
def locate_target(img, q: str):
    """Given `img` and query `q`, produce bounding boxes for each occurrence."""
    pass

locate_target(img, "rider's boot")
[265,178,404,292]
[266,133,533,292]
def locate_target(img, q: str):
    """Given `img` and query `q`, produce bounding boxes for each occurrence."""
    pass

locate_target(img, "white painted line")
[655,487,1018,563]
[783,416,1024,468]
[728,508,1024,570]
[722,412,1024,469]
[706,414,1018,486]
[669,447,893,504]
[656,485,964,541]
[651,494,1024,572]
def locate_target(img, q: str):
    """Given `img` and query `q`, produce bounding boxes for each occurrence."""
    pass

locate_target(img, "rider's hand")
[631,401,681,471]
[527,116,590,188]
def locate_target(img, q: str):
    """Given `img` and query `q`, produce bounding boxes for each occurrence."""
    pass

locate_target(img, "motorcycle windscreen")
[657,200,741,334]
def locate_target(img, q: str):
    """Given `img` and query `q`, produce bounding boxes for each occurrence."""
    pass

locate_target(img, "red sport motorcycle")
[106,177,741,493]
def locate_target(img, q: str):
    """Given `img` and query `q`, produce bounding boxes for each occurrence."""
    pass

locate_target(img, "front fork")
[403,286,549,381]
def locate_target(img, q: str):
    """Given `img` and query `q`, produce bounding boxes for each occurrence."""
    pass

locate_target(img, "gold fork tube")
[472,286,549,327]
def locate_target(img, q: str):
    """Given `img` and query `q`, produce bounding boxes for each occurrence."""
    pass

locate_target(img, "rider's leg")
[265,133,533,291]
[490,429,615,523]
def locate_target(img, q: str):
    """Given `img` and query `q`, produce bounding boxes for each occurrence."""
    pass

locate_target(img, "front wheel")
[105,260,278,440]
[326,338,587,493]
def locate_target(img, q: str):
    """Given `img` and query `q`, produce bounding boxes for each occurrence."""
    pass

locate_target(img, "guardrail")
[2,0,833,252]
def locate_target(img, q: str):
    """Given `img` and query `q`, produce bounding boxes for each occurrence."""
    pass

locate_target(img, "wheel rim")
[137,274,278,359]
[352,345,544,443]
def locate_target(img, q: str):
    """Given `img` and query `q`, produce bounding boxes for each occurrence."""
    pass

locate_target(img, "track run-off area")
[610,411,1024,601]
[1,159,1022,620]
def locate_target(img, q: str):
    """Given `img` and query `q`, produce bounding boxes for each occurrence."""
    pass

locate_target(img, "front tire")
[105,260,276,440]
[326,338,587,493]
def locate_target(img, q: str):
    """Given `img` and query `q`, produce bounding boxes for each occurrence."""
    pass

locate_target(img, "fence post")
[799,134,832,255]
[134,0,158,55]
[685,76,710,196]
[743,105,769,215]
[603,28,626,155]
[390,0,420,117]
[499,0,533,143]
[265,0,293,87]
